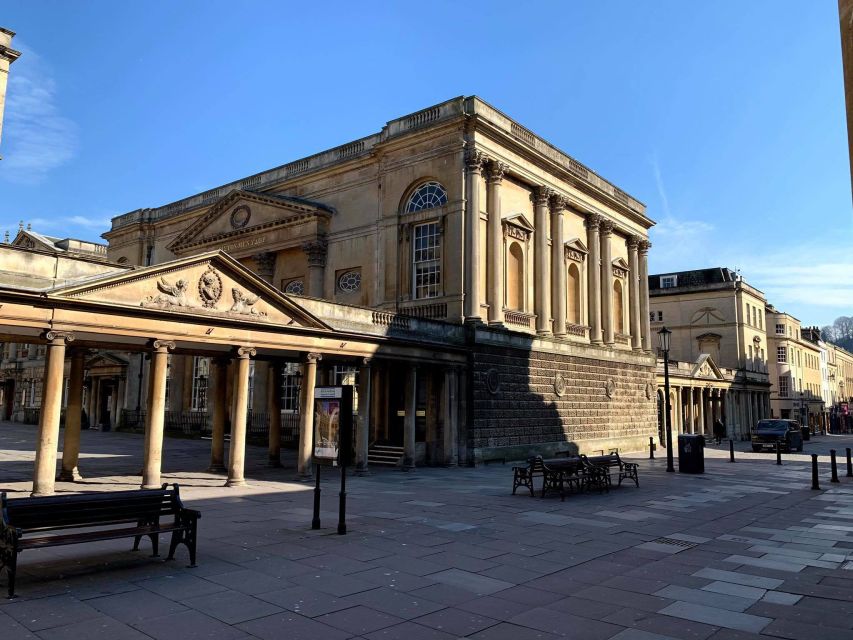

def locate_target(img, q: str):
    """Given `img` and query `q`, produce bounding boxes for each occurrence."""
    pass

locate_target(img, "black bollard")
[812,454,821,490]
[729,439,735,463]
[649,437,655,460]
[847,448,852,478]
[312,464,322,530]
[831,450,840,483]
[776,440,782,465]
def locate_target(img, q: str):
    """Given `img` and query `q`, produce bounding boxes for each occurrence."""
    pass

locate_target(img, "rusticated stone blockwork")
[469,344,657,463]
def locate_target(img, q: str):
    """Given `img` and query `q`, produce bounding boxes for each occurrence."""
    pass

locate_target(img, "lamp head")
[657,326,672,353]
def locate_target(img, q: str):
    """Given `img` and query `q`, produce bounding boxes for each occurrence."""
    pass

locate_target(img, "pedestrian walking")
[713,417,725,445]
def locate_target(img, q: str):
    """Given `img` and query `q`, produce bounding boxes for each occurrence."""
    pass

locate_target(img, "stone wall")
[468,340,657,464]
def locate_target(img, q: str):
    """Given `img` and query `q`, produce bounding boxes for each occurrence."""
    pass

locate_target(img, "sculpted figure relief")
[230,288,266,316]
[143,277,192,307]
[198,268,223,308]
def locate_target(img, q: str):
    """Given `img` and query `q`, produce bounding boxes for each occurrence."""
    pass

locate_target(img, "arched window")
[506,242,524,310]
[567,263,581,325]
[613,280,625,334]
[405,181,448,213]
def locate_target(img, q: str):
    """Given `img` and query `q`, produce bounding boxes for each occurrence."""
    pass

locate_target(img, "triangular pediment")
[12,230,57,253]
[167,190,333,255]
[691,353,724,380]
[86,352,129,369]
[612,256,629,270]
[503,213,534,232]
[48,251,330,330]
[565,238,587,254]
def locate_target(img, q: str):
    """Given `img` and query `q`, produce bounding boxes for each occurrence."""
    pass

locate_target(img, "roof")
[649,268,739,290]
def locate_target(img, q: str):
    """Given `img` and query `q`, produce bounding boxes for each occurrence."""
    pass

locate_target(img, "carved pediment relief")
[502,213,534,241]
[12,230,55,253]
[564,238,587,262]
[49,251,329,330]
[612,256,629,279]
[691,353,724,380]
[167,190,333,256]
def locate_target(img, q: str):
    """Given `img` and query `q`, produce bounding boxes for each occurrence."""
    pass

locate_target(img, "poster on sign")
[313,385,353,465]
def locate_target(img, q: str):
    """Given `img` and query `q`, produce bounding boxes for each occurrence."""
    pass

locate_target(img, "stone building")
[648,267,771,440]
[0,27,20,156]
[0,97,660,495]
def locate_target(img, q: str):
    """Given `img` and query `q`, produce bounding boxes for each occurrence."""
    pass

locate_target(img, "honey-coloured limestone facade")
[0,98,658,488]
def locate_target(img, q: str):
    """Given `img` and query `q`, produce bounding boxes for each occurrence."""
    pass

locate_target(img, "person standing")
[713,417,725,445]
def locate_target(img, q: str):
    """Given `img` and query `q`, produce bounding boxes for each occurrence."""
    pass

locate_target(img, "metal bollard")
[729,439,735,463]
[649,436,655,460]
[831,450,840,483]
[776,440,782,465]
[847,448,852,478]
[812,454,820,490]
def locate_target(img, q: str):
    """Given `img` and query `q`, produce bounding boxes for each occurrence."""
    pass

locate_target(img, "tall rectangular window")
[281,363,300,413]
[779,376,789,398]
[777,346,787,363]
[191,356,209,412]
[413,222,441,299]
[776,323,784,335]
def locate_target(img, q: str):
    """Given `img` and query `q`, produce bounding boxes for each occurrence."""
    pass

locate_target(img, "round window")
[284,279,304,295]
[338,270,361,293]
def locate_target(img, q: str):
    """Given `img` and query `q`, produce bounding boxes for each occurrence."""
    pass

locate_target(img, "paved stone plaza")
[3,425,853,640]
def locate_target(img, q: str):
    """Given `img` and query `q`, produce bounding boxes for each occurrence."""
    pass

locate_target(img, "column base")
[402,459,415,471]
[207,463,226,473]
[30,490,54,497]
[57,468,82,482]
[297,472,314,482]
[141,483,162,490]
[464,316,484,325]
[224,478,248,487]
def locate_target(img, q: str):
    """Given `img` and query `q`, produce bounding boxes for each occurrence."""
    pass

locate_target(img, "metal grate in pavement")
[651,537,699,549]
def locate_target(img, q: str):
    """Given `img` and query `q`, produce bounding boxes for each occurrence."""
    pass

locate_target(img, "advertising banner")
[312,385,353,465]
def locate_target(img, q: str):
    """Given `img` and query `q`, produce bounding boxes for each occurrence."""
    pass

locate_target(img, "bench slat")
[18,523,185,549]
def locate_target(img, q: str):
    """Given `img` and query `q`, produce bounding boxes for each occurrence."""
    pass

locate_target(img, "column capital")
[304,352,322,364]
[584,212,602,230]
[485,160,508,184]
[254,252,276,278]
[464,149,487,172]
[627,235,641,251]
[638,239,652,255]
[360,356,373,368]
[549,193,567,212]
[531,186,553,206]
[43,330,74,345]
[235,346,256,359]
[149,339,175,353]
[302,239,328,267]
[599,219,614,236]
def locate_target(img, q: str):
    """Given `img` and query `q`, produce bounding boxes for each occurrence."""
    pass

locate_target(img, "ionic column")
[550,194,567,337]
[32,331,74,496]
[600,220,615,346]
[297,352,321,478]
[639,240,652,351]
[303,240,328,298]
[403,365,417,470]
[464,150,485,322]
[586,214,602,344]
[226,346,255,487]
[628,236,642,351]
[59,348,86,482]
[356,358,372,474]
[254,251,276,285]
[268,361,282,467]
[485,161,508,325]
[443,367,459,467]
[533,186,552,335]
[208,357,228,472]
[142,339,174,489]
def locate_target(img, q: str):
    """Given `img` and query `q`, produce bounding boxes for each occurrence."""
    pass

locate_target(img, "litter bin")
[678,434,705,474]
[801,426,810,441]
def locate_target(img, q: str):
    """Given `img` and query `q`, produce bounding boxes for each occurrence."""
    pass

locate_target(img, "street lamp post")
[658,326,675,473]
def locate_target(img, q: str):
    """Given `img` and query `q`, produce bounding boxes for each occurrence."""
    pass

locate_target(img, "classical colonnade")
[463,151,651,349]
[28,328,461,496]
[662,384,771,440]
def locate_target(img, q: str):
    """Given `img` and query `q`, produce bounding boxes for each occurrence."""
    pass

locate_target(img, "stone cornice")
[108,96,649,233]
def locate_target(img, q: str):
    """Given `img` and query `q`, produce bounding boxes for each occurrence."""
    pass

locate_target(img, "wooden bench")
[512,456,545,497]
[541,458,586,501]
[0,483,200,598]
[582,452,639,488]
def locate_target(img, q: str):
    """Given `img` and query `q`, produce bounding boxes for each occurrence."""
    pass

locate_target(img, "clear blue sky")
[2,1,851,327]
